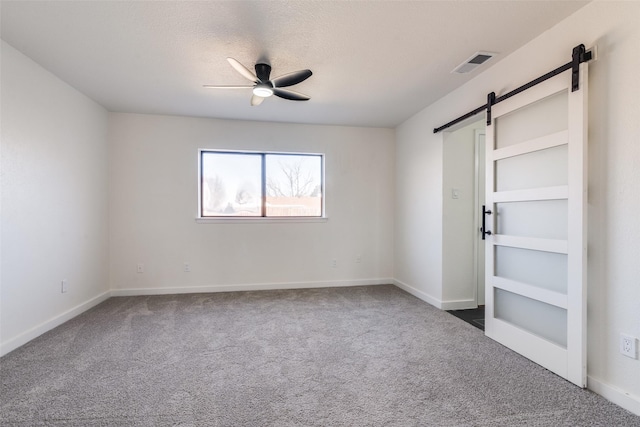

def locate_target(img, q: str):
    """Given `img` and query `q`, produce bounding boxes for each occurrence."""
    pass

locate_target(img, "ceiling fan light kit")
[252,84,274,98]
[204,57,312,106]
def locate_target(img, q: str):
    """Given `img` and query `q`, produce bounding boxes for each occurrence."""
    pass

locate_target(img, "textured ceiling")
[0,1,588,128]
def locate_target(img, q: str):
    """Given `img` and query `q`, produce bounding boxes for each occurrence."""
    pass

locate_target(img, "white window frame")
[196,149,327,223]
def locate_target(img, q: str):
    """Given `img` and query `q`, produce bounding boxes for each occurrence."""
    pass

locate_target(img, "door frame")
[473,129,486,307]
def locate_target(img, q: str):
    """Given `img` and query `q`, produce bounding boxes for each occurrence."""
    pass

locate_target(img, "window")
[199,150,324,218]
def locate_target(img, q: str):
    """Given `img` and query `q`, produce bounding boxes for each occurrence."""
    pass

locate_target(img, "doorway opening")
[442,118,486,328]
[442,117,486,312]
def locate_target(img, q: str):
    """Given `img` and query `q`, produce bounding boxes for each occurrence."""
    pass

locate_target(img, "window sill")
[195,217,328,224]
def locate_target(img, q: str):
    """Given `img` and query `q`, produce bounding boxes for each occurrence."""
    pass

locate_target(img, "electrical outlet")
[620,333,637,359]
[356,255,362,264]
[61,279,68,293]
[183,263,191,273]
[137,263,144,274]
[331,259,337,268]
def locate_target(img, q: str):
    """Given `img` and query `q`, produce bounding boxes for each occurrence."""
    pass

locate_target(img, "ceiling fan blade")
[202,85,254,89]
[250,94,265,106]
[227,57,259,83]
[271,70,313,88]
[273,88,310,101]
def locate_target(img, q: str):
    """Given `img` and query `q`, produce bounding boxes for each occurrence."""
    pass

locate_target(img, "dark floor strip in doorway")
[447,306,485,331]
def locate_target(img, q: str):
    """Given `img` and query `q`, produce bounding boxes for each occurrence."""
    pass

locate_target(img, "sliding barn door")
[484,63,588,387]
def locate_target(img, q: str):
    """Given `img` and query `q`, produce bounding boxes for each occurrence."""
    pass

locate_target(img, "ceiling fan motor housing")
[255,63,272,82]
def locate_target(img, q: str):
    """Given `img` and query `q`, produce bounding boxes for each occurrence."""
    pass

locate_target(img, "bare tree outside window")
[267,158,317,198]
[235,180,258,205]
[204,175,226,211]
[266,154,322,217]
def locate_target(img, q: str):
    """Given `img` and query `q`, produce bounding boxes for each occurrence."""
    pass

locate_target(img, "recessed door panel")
[495,145,568,192]
[496,200,568,240]
[495,246,567,294]
[495,90,568,149]
[495,288,567,347]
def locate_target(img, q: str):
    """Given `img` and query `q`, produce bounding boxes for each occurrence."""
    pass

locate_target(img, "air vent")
[452,51,497,74]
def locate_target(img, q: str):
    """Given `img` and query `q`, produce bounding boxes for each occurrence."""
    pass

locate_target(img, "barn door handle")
[481,205,492,240]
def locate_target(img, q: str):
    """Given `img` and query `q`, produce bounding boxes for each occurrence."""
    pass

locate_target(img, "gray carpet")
[1,285,639,426]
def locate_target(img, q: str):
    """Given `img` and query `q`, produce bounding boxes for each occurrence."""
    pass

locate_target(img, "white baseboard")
[392,280,476,310]
[393,279,443,309]
[0,291,112,357]
[588,375,640,416]
[440,299,477,310]
[110,278,394,297]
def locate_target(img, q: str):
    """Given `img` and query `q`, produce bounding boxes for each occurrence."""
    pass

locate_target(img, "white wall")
[394,116,483,310]
[395,0,640,413]
[1,41,110,355]
[393,110,444,306]
[442,120,484,308]
[108,113,394,294]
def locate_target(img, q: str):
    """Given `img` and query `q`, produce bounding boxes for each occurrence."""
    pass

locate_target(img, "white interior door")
[484,62,588,387]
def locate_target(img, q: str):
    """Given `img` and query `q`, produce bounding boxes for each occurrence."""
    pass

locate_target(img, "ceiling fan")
[204,58,313,106]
